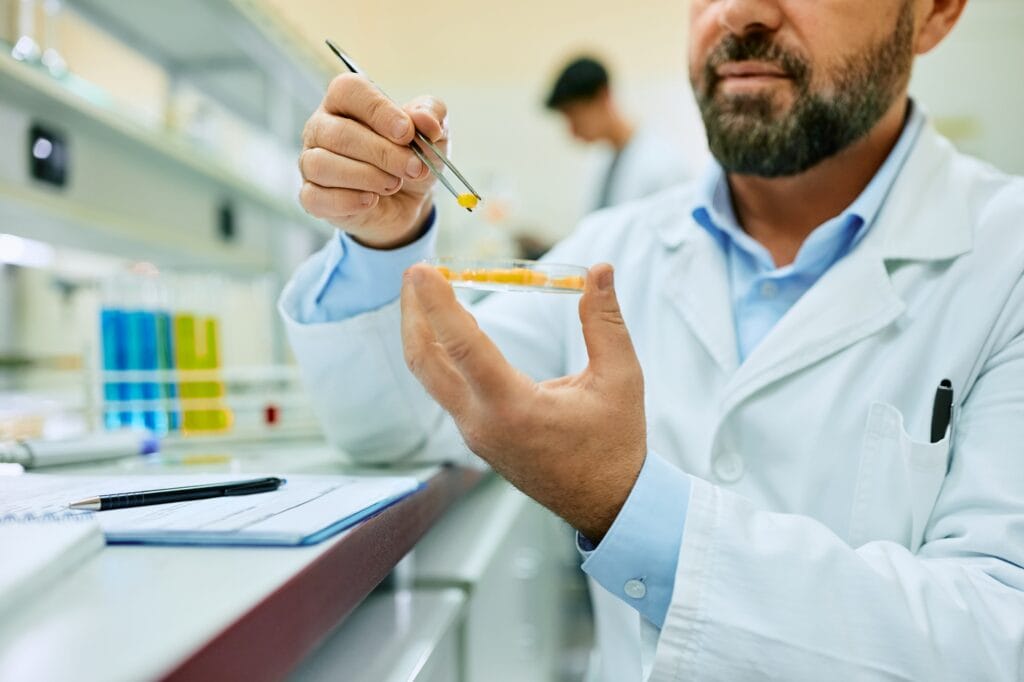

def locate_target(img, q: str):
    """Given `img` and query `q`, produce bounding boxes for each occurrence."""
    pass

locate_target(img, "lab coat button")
[713,452,745,482]
[624,579,646,599]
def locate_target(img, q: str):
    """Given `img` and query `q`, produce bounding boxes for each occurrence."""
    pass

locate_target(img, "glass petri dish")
[427,257,588,294]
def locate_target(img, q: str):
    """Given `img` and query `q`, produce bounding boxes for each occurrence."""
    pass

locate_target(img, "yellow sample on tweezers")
[457,193,479,210]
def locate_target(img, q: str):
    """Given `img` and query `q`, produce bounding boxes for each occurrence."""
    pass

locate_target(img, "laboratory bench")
[0,440,572,682]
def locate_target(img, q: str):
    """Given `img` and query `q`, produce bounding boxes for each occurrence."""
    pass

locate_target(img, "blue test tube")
[124,309,164,433]
[155,309,179,433]
[100,306,128,429]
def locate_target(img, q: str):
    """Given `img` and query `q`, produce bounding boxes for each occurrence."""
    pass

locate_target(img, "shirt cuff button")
[624,579,647,599]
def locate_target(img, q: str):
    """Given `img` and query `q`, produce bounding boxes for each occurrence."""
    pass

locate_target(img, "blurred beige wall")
[263,0,692,88]
[910,0,1024,176]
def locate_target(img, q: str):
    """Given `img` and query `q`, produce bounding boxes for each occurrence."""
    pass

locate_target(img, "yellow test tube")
[174,312,232,435]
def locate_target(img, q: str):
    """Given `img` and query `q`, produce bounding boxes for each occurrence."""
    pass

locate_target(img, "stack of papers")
[0,521,104,616]
[0,474,423,546]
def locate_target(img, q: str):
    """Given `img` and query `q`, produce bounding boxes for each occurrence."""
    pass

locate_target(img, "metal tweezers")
[325,39,482,211]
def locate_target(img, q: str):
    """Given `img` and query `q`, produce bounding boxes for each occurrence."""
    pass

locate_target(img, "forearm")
[279,213,463,462]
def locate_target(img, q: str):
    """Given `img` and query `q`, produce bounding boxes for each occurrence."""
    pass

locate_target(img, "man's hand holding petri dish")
[298,74,448,250]
[401,262,647,543]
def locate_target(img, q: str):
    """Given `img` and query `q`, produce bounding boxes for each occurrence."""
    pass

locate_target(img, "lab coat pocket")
[848,402,951,552]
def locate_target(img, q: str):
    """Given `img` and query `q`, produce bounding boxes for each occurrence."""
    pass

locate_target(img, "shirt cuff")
[577,451,691,628]
[297,207,437,324]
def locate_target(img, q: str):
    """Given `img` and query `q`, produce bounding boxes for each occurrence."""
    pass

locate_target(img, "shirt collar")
[691,100,926,265]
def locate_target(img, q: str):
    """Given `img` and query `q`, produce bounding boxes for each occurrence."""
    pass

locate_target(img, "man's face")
[689,0,917,177]
[559,97,609,144]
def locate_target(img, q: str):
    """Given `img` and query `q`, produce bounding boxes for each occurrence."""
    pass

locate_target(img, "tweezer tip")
[324,39,348,65]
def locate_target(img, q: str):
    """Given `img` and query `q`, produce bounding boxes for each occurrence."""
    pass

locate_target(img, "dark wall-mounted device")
[217,200,236,243]
[28,123,69,188]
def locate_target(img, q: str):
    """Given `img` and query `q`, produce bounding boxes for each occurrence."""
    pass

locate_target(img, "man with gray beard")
[283,0,1024,678]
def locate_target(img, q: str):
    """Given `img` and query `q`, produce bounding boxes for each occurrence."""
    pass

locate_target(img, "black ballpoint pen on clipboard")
[930,379,954,443]
[67,477,285,511]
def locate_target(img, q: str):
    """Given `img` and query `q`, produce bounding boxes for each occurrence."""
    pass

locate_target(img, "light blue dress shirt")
[295,208,437,324]
[296,103,925,629]
[693,102,925,361]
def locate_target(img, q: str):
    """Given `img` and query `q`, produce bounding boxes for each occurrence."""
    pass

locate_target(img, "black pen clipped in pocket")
[930,379,954,443]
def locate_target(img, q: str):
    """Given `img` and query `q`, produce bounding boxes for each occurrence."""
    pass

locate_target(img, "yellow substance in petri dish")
[457,193,479,210]
[525,270,550,286]
[551,275,586,290]
[432,265,578,290]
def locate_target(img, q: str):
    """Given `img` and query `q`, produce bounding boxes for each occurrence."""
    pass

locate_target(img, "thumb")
[579,264,640,381]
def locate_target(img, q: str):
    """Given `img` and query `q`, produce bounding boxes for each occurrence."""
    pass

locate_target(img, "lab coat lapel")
[719,124,971,414]
[721,246,905,412]
[660,227,740,374]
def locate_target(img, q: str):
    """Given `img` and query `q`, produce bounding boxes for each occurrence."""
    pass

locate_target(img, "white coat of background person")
[544,56,692,213]
[282,0,1024,679]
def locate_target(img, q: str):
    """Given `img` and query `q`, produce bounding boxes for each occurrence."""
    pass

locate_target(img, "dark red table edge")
[161,465,484,681]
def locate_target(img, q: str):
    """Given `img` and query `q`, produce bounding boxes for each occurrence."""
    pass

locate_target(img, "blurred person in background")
[545,56,692,213]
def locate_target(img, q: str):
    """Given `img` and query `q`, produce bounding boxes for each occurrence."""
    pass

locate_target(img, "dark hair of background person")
[545,57,610,110]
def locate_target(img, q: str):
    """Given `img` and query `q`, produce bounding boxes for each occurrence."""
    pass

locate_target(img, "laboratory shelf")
[0,179,271,271]
[413,474,569,682]
[291,589,467,682]
[0,50,329,240]
[62,0,333,142]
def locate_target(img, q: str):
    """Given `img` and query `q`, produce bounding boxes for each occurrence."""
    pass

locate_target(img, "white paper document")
[0,474,422,546]
[0,521,104,615]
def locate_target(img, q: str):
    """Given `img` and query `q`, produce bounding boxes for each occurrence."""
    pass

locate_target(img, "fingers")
[578,264,641,382]
[403,97,449,195]
[400,272,470,414]
[324,74,415,145]
[300,148,403,196]
[303,113,427,182]
[407,264,516,399]
[404,96,448,143]
[300,182,379,219]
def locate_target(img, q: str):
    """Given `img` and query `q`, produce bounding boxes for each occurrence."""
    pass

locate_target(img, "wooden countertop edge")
[160,465,485,682]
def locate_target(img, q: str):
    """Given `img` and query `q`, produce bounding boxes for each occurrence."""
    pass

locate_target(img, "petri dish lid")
[427,257,587,294]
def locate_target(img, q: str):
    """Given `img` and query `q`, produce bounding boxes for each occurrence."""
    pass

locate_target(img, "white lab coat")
[279,123,1024,681]
[586,126,693,211]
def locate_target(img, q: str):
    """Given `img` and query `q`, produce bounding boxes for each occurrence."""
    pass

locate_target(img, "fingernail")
[598,268,614,291]
[410,266,426,286]
[406,156,423,178]
[392,118,411,140]
[360,192,376,206]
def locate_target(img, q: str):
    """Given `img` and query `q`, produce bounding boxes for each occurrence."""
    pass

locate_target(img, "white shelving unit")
[0,0,340,272]
[62,0,332,144]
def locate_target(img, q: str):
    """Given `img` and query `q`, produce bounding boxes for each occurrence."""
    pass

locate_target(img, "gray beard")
[694,3,914,178]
